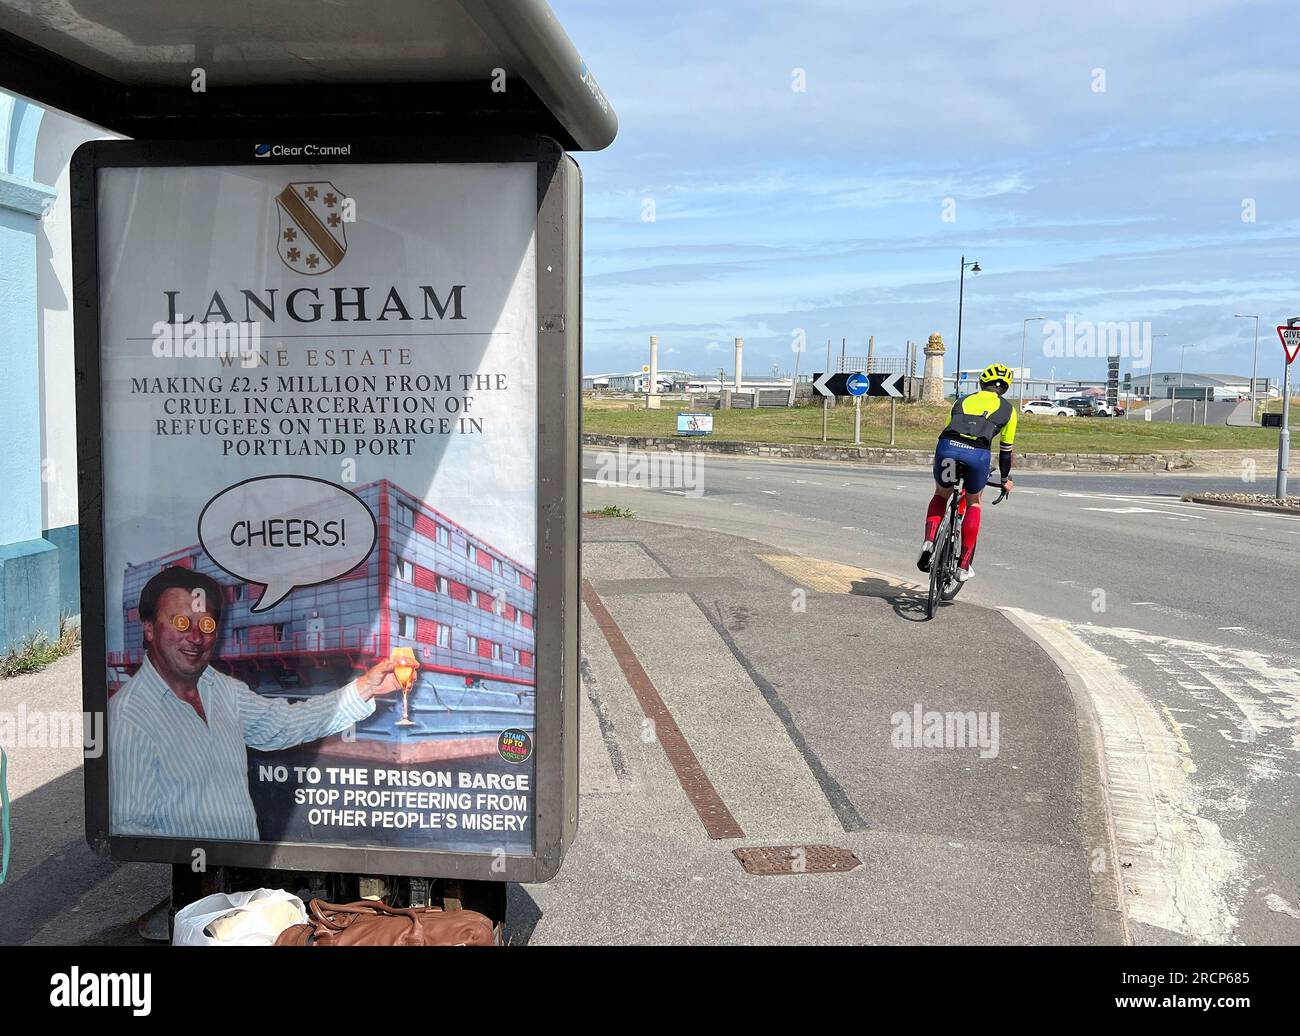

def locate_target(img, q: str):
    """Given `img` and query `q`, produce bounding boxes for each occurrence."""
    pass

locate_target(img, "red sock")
[924,493,946,542]
[960,504,981,567]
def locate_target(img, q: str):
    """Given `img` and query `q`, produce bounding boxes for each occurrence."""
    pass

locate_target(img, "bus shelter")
[0,0,614,899]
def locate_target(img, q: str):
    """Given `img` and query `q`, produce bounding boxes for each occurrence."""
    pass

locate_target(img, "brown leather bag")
[275,899,496,947]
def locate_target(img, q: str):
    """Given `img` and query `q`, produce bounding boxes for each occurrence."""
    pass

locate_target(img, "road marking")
[1265,893,1300,920]
[584,478,642,489]
[1158,702,1196,772]
[1082,506,1206,520]
[1006,609,1246,942]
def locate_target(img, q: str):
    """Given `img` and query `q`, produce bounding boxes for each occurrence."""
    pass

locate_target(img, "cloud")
[555,0,1300,379]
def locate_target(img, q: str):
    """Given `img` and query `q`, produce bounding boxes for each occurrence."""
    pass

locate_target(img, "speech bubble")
[198,475,377,613]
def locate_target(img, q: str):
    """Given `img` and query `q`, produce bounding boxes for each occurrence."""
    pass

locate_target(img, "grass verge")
[584,400,1279,453]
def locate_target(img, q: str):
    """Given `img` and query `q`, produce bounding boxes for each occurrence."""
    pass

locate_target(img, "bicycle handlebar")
[987,478,1011,505]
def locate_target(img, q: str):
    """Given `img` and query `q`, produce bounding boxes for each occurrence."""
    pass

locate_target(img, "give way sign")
[1279,324,1300,365]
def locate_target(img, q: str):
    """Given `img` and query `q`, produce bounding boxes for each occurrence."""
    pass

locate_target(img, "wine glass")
[392,647,418,728]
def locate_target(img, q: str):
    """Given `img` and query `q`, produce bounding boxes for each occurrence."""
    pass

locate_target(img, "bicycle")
[924,475,1009,620]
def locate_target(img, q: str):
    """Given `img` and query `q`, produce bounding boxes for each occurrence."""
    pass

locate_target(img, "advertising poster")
[92,160,539,857]
[676,412,713,436]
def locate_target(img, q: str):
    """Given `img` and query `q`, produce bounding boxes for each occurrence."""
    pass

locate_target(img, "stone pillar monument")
[646,334,660,409]
[922,332,946,404]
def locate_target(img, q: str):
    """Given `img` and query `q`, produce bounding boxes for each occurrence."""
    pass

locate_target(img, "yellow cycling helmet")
[979,363,1014,389]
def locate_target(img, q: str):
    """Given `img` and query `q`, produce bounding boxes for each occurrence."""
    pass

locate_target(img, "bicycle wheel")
[941,523,965,601]
[926,519,951,620]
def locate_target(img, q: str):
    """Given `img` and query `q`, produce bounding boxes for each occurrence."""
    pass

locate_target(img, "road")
[583,448,1300,945]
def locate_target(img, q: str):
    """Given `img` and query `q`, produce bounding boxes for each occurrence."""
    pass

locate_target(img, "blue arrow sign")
[845,372,869,396]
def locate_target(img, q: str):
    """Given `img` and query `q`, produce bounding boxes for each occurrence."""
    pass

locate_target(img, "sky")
[554,0,1300,386]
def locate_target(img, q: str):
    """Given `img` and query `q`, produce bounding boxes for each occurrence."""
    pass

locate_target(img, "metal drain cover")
[733,845,861,876]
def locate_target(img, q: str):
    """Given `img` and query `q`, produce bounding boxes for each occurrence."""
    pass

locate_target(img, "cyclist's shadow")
[848,575,932,623]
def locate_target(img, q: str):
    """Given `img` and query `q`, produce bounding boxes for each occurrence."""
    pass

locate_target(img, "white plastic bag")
[172,888,307,946]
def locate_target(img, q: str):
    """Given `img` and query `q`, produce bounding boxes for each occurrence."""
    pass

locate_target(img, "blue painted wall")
[0,91,60,651]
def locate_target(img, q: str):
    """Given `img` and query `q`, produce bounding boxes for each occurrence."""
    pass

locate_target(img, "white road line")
[1081,506,1207,520]
[583,478,642,489]
[1005,609,1247,942]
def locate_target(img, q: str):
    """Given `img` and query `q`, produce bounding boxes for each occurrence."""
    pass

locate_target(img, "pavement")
[581,448,1300,945]
[0,652,167,946]
[1,510,1123,946]
[509,516,1122,944]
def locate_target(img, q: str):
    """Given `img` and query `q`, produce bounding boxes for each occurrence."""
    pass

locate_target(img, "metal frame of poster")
[71,136,581,883]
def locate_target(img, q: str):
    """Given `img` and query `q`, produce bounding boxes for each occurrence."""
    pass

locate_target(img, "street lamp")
[1018,317,1045,402]
[955,256,980,398]
[1147,332,1168,412]
[1172,344,1195,422]
[1234,314,1260,424]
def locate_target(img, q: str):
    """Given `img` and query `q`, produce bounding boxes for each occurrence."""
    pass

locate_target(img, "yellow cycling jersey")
[940,389,1018,449]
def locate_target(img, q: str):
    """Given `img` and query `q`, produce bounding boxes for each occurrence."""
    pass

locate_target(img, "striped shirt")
[109,655,374,841]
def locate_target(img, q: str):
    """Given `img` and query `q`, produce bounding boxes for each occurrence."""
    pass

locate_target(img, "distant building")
[587,369,794,393]
[602,369,690,392]
[1122,371,1273,400]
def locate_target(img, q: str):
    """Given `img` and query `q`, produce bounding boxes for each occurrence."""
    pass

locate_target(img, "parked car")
[1021,399,1077,416]
[1065,396,1122,417]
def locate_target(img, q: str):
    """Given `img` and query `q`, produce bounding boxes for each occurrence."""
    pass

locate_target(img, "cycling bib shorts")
[933,437,991,494]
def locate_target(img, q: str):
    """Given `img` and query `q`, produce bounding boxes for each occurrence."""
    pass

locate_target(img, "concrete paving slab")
[601,591,842,841]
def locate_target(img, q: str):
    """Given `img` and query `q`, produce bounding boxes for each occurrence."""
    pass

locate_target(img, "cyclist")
[917,363,1017,582]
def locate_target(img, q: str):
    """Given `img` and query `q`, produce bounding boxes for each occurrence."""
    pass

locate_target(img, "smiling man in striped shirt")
[109,566,402,841]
